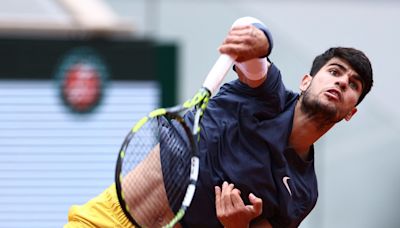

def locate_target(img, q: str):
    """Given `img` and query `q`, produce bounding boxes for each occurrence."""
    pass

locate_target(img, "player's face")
[299,57,363,123]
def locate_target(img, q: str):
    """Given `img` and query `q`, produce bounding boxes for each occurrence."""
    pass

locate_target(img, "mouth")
[325,88,341,101]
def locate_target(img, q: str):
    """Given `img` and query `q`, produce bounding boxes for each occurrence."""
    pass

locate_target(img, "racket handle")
[202,54,236,95]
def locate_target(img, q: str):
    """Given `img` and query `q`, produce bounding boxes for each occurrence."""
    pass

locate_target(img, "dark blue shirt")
[181,63,318,228]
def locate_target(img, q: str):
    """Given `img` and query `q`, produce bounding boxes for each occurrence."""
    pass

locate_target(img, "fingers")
[215,185,222,215]
[223,182,244,209]
[219,26,255,54]
[247,193,263,217]
[216,182,241,216]
[215,182,244,227]
[215,182,264,228]
[224,25,256,44]
[230,188,245,208]
[219,25,268,62]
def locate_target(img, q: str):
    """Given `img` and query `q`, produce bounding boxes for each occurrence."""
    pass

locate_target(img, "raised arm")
[219,19,273,88]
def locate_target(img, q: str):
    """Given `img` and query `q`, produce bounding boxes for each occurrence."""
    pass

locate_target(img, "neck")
[290,101,335,160]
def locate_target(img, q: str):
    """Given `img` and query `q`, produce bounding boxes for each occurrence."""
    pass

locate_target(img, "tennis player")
[205,25,374,227]
[65,19,373,227]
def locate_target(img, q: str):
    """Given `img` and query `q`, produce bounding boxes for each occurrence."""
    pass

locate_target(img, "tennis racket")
[115,16,262,228]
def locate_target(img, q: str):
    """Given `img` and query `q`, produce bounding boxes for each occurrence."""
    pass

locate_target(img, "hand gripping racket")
[115,16,262,228]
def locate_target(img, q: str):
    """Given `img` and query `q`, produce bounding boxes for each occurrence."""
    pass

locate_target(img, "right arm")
[219,22,273,88]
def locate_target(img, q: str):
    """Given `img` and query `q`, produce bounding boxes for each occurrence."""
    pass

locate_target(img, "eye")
[328,69,339,76]
[349,81,358,90]
[349,79,362,91]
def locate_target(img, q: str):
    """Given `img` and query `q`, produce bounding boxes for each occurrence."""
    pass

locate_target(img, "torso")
[180,64,318,227]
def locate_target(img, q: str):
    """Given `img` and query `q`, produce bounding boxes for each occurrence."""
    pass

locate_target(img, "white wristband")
[235,58,268,81]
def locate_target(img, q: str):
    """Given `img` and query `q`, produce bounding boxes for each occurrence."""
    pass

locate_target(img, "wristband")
[235,57,268,81]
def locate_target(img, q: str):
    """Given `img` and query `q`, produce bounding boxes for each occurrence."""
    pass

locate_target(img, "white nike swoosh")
[283,176,292,196]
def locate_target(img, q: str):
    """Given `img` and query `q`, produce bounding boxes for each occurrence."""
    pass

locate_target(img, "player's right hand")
[219,25,269,63]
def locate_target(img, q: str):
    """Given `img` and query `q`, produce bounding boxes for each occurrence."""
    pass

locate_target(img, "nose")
[335,76,348,91]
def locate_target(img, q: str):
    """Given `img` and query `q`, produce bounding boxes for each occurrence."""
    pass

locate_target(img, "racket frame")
[115,88,210,228]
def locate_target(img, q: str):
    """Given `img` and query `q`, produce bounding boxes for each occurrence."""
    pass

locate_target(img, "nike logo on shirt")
[283,176,292,196]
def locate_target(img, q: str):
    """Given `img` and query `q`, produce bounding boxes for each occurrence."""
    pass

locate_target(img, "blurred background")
[0,0,398,227]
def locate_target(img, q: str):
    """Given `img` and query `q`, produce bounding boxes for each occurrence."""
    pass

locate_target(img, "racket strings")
[120,115,193,226]
[121,117,165,225]
[158,117,192,213]
[122,118,159,176]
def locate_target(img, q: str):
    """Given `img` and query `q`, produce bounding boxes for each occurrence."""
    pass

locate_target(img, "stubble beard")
[300,88,343,128]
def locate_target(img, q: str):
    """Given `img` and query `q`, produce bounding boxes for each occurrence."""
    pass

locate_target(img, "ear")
[299,74,312,93]
[344,108,358,121]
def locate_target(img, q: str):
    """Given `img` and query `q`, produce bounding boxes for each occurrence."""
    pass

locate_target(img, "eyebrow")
[328,63,364,87]
[328,63,347,71]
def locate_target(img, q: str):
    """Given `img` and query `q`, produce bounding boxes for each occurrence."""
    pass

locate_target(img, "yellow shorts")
[64,183,134,228]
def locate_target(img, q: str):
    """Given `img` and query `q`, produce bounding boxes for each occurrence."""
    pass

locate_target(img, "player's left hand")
[219,25,269,62]
[215,181,263,228]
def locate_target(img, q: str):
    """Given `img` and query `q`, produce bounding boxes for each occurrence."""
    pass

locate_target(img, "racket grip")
[202,54,236,94]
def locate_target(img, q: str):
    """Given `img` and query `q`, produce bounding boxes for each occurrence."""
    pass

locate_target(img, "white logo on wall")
[55,47,109,114]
